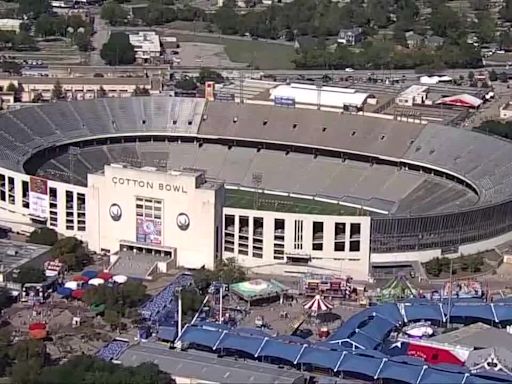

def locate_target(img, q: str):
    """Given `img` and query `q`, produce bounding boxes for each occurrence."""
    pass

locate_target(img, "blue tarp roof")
[196,321,231,331]
[377,360,425,383]
[404,303,444,322]
[446,304,496,321]
[390,355,425,366]
[372,303,402,324]
[337,353,382,377]
[354,349,387,359]
[328,309,371,341]
[179,326,222,348]
[491,304,512,322]
[234,327,272,338]
[358,316,395,341]
[297,347,344,370]
[349,330,380,350]
[157,326,176,341]
[419,368,466,384]
[472,371,512,382]
[216,333,264,355]
[257,339,303,362]
[275,334,311,345]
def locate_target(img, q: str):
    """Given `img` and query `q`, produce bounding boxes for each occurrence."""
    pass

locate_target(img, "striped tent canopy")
[303,295,334,314]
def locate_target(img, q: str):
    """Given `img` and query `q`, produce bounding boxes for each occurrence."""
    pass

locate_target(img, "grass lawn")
[173,33,297,70]
[225,189,368,216]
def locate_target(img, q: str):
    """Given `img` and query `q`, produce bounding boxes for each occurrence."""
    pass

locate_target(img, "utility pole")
[218,283,223,324]
[446,258,453,329]
[176,287,183,338]
[68,146,80,184]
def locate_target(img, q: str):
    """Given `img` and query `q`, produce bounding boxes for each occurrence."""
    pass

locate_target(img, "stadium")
[1,96,512,280]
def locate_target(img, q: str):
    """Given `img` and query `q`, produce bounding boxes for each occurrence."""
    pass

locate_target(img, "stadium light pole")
[446,258,453,329]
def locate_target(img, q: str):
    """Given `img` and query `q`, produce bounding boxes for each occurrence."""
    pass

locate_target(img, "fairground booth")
[230,279,289,307]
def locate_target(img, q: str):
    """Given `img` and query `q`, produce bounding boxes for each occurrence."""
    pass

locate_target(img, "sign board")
[29,177,49,219]
[136,218,162,245]
[274,96,296,107]
[214,92,235,102]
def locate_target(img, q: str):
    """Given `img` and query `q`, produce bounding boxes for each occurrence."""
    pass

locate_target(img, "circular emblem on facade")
[109,203,122,222]
[176,213,190,231]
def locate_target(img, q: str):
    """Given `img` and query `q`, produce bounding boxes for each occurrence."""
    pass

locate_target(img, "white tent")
[64,281,79,290]
[113,275,128,284]
[303,295,333,314]
[88,278,105,286]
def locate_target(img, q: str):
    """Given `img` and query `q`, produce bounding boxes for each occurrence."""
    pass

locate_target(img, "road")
[89,10,110,66]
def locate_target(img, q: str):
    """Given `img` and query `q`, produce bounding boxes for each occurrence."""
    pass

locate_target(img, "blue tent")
[349,330,380,350]
[492,304,512,322]
[377,360,425,383]
[216,333,264,355]
[419,368,466,384]
[256,339,303,363]
[358,316,395,341]
[179,326,223,348]
[82,270,98,279]
[297,347,344,370]
[157,326,177,341]
[404,304,444,322]
[337,354,382,377]
[56,286,72,297]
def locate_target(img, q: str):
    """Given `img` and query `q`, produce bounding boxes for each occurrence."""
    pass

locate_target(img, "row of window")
[224,215,363,260]
[0,173,86,232]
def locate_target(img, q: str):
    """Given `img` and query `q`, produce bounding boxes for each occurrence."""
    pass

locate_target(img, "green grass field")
[172,33,297,70]
[225,189,368,216]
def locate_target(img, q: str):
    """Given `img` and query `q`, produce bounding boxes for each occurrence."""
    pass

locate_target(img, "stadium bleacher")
[0,96,511,216]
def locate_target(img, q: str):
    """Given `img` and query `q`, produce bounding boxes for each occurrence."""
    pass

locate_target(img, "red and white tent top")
[303,295,333,313]
[435,94,483,108]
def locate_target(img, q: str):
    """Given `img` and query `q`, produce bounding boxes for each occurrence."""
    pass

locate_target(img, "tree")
[6,82,17,93]
[141,3,177,26]
[468,71,475,81]
[180,288,204,320]
[74,31,91,52]
[12,32,36,51]
[132,86,150,96]
[175,77,197,91]
[100,32,135,66]
[18,0,49,19]
[475,10,496,44]
[97,86,107,98]
[104,309,120,328]
[500,0,512,22]
[36,355,173,384]
[14,266,46,284]
[0,287,13,311]
[100,1,129,26]
[51,80,64,100]
[214,5,239,35]
[489,69,498,82]
[197,68,224,84]
[499,71,508,83]
[430,5,463,39]
[28,227,58,246]
[51,237,91,271]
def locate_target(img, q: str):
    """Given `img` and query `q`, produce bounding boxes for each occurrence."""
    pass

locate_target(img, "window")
[66,190,74,230]
[252,217,263,259]
[349,223,361,252]
[0,174,5,202]
[294,220,303,250]
[312,221,323,251]
[77,193,86,232]
[135,197,163,244]
[7,177,15,205]
[22,180,29,209]
[224,214,235,253]
[49,187,58,228]
[335,222,346,252]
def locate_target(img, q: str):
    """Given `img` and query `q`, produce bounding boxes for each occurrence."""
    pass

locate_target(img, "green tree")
[100,32,135,65]
[132,86,150,96]
[51,236,91,271]
[430,4,463,39]
[175,77,197,91]
[12,31,36,51]
[499,31,512,50]
[34,14,55,37]
[104,309,121,328]
[28,227,58,246]
[197,68,224,84]
[470,0,488,10]
[14,266,46,284]
[468,70,475,81]
[499,71,508,83]
[500,0,512,22]
[74,31,91,52]
[100,1,129,26]
[6,82,17,93]
[97,86,107,98]
[141,3,177,26]
[180,288,204,320]
[475,10,496,44]
[214,5,239,35]
[489,69,498,82]
[51,80,64,100]
[18,0,49,18]
[0,287,13,311]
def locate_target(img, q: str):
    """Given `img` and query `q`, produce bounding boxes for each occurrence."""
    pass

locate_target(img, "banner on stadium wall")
[29,177,49,219]
[136,218,162,245]
[205,81,215,101]
[274,96,296,107]
[214,92,235,102]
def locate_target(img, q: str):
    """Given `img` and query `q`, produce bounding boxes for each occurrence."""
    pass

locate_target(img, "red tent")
[72,275,89,282]
[98,272,113,281]
[71,289,84,300]
[28,322,46,331]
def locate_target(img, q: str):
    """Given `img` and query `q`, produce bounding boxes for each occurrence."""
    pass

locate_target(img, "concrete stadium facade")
[0,97,512,280]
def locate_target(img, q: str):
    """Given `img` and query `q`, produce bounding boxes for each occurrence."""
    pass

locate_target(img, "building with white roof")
[396,85,429,107]
[269,83,370,111]
[128,31,162,64]
[0,19,23,33]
